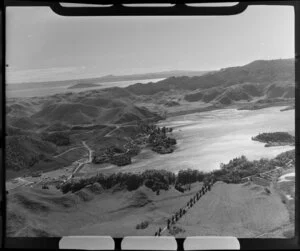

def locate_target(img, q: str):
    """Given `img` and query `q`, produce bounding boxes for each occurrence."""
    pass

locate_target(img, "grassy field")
[173,181,290,238]
[7,179,292,238]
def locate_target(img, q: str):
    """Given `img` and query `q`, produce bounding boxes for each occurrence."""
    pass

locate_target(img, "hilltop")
[126,59,294,95]
[125,59,294,110]
[90,70,209,83]
[7,59,295,128]
[8,70,208,86]
[7,86,162,129]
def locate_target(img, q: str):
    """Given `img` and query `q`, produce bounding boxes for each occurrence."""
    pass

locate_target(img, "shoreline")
[5,105,295,184]
[90,105,294,176]
[165,101,294,119]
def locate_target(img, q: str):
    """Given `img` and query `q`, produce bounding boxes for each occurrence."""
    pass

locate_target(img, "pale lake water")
[121,106,295,174]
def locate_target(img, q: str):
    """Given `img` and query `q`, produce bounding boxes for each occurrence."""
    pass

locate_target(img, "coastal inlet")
[108,106,295,174]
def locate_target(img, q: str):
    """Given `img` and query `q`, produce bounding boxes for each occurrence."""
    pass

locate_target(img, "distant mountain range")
[124,59,295,106]
[126,59,294,96]
[7,70,210,87]
[94,70,210,83]
[7,59,295,129]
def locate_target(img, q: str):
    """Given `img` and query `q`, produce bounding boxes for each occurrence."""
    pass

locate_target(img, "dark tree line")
[60,150,295,194]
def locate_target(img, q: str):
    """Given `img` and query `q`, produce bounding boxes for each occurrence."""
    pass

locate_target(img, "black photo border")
[1,0,300,250]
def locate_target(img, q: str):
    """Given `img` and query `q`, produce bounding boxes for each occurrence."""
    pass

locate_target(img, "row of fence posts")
[154,179,215,236]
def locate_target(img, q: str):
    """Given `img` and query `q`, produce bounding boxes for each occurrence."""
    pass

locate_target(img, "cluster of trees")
[92,145,136,166]
[175,169,211,193]
[216,156,260,183]
[42,132,70,146]
[213,155,284,183]
[148,126,176,154]
[143,169,176,191]
[93,123,175,166]
[136,221,149,230]
[59,157,268,193]
[60,150,295,194]
[176,169,205,185]
[138,123,173,135]
[120,122,177,155]
[274,149,295,166]
[60,169,176,194]
[138,123,157,134]
[252,132,294,143]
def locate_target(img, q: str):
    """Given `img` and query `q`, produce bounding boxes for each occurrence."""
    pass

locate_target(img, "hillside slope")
[126,59,294,105]
[7,181,290,237]
[7,86,162,128]
[174,181,290,237]
[6,135,57,171]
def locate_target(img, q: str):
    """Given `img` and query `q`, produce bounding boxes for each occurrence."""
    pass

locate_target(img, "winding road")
[66,141,94,180]
[53,146,84,158]
[82,141,94,163]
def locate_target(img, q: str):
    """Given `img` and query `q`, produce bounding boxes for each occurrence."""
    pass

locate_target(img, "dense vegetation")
[275,149,295,166]
[252,132,294,145]
[42,132,70,146]
[59,169,176,193]
[148,126,177,154]
[92,124,176,166]
[214,150,295,183]
[6,135,57,170]
[60,149,295,194]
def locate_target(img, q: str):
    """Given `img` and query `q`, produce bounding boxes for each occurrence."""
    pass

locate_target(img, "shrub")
[136,221,149,230]
[42,132,70,146]
[175,183,185,193]
[283,229,294,238]
[169,225,185,235]
[177,169,205,185]
[126,174,142,191]
[265,187,271,194]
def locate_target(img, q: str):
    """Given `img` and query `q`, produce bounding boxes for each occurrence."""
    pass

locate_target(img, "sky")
[6,5,294,83]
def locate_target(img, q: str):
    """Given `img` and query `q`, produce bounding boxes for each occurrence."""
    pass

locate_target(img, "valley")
[5,58,296,238]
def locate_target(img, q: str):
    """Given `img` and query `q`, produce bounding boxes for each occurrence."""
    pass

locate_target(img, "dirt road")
[82,141,94,162]
[54,146,83,158]
[67,141,94,179]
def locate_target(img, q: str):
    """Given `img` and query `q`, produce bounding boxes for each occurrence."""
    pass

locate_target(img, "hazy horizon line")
[6,57,294,85]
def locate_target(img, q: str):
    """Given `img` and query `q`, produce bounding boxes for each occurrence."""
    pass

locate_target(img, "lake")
[120,106,295,173]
